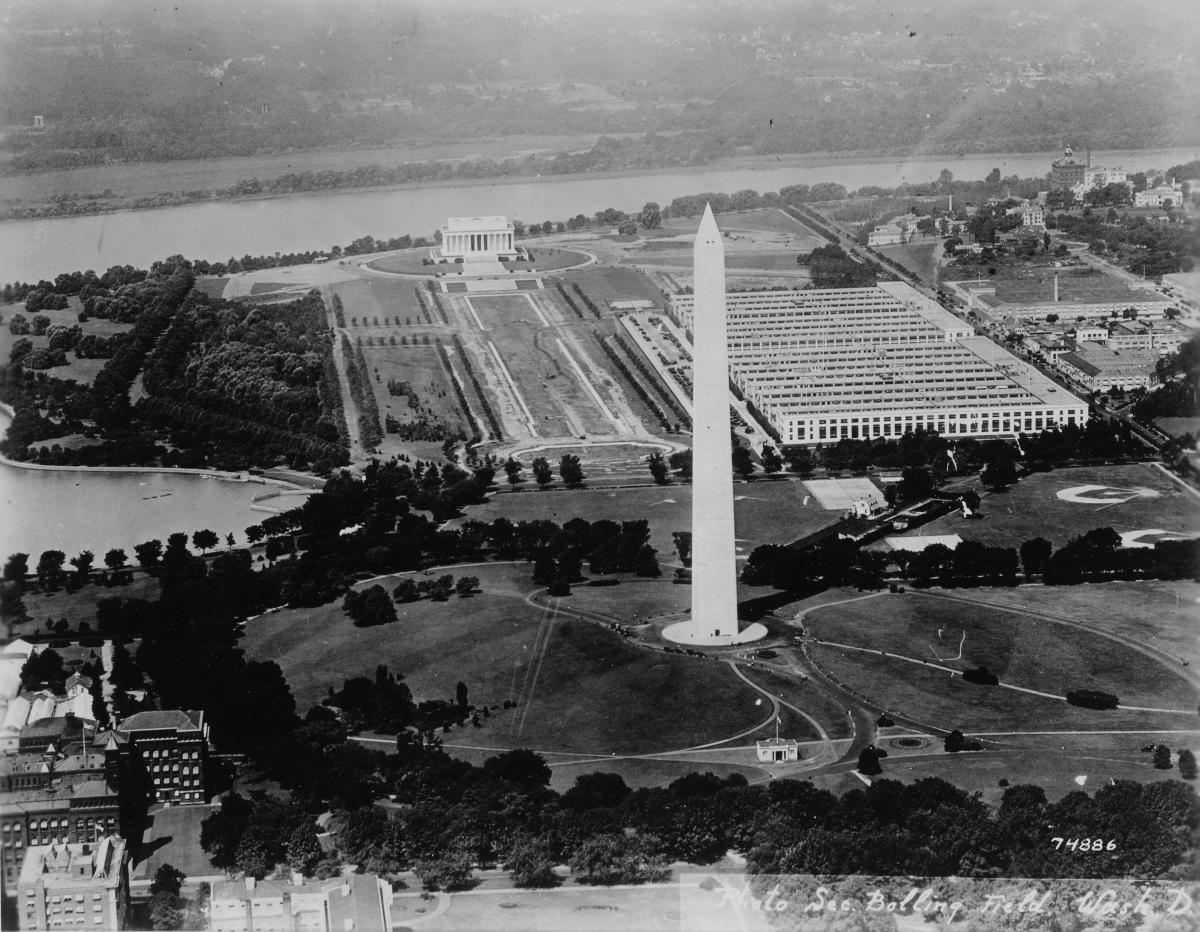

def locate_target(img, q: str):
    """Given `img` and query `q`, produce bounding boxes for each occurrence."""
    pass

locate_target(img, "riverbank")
[5,145,1195,224]
[0,403,306,490]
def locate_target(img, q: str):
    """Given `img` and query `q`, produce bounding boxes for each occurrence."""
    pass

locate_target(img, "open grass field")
[811,748,1190,805]
[960,581,1200,668]
[805,592,1199,712]
[875,241,939,284]
[241,564,775,756]
[896,463,1200,549]
[361,343,471,454]
[15,573,159,634]
[808,644,1192,734]
[330,277,427,328]
[557,266,663,308]
[457,481,834,569]
[0,301,132,385]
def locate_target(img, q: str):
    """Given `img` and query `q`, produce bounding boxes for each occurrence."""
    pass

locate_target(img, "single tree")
[36,550,66,587]
[1019,537,1053,577]
[2,553,29,581]
[531,457,554,487]
[1153,745,1173,770]
[150,864,185,898]
[1178,749,1197,780]
[503,458,524,486]
[104,549,128,572]
[559,454,585,488]
[761,445,783,474]
[285,823,324,875]
[69,550,94,582]
[454,576,479,597]
[134,539,164,568]
[507,836,559,888]
[732,445,755,478]
[981,458,1018,491]
[647,452,670,484]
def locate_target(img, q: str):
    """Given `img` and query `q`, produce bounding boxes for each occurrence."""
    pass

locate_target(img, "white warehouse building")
[669,281,1088,445]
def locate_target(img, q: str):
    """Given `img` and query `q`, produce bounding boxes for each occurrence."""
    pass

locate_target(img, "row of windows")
[145,747,200,759]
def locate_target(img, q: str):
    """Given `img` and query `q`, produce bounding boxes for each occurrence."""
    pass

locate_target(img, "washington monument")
[664,204,766,647]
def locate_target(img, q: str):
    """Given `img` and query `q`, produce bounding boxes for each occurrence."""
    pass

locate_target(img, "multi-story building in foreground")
[668,281,1088,445]
[1,722,124,898]
[116,710,210,806]
[210,873,393,932]
[16,836,128,931]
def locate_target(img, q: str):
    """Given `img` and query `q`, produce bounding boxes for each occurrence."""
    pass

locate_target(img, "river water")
[2,147,1195,282]
[1,146,1196,556]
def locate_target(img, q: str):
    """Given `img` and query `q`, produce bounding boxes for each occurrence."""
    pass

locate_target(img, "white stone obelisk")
[662,206,766,648]
[688,204,740,640]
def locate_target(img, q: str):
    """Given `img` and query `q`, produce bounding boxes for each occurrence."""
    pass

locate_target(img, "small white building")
[756,737,800,763]
[438,216,517,260]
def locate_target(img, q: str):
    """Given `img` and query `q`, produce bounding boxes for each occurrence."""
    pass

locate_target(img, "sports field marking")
[1056,485,1161,505]
[1119,529,1194,549]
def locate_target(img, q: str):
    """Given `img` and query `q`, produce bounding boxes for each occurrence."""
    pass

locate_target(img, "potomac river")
[2,147,1196,282]
[1,147,1196,555]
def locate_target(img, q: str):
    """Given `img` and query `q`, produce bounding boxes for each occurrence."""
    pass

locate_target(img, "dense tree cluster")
[137,289,348,470]
[2,264,195,463]
[340,334,382,450]
[799,244,878,289]
[1135,335,1200,423]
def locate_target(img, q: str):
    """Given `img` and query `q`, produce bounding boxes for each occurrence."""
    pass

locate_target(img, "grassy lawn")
[362,343,469,440]
[15,573,160,633]
[134,803,220,879]
[557,267,664,308]
[901,464,1200,549]
[806,592,1198,710]
[0,301,132,385]
[808,645,1192,734]
[458,481,834,568]
[963,580,1200,668]
[241,564,773,756]
[331,278,427,328]
[810,748,1189,805]
[875,241,939,283]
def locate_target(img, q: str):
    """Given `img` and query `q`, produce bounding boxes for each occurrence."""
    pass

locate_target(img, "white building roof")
[443,216,513,233]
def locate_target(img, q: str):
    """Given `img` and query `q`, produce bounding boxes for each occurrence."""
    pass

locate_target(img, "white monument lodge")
[439,216,517,260]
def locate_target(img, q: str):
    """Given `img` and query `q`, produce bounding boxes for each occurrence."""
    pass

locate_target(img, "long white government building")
[669,281,1088,445]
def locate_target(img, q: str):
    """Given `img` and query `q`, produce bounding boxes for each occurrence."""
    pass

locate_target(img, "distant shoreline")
[3,144,1196,225]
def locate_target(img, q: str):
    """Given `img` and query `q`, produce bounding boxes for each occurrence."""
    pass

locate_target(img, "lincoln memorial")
[438,216,517,260]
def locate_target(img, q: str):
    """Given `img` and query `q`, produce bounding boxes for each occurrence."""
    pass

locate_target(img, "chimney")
[1054,273,1059,303]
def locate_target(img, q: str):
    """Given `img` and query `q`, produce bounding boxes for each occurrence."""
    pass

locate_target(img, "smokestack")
[948,193,953,212]
[1054,273,1059,303]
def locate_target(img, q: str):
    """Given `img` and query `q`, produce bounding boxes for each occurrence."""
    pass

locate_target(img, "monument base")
[662,620,769,647]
